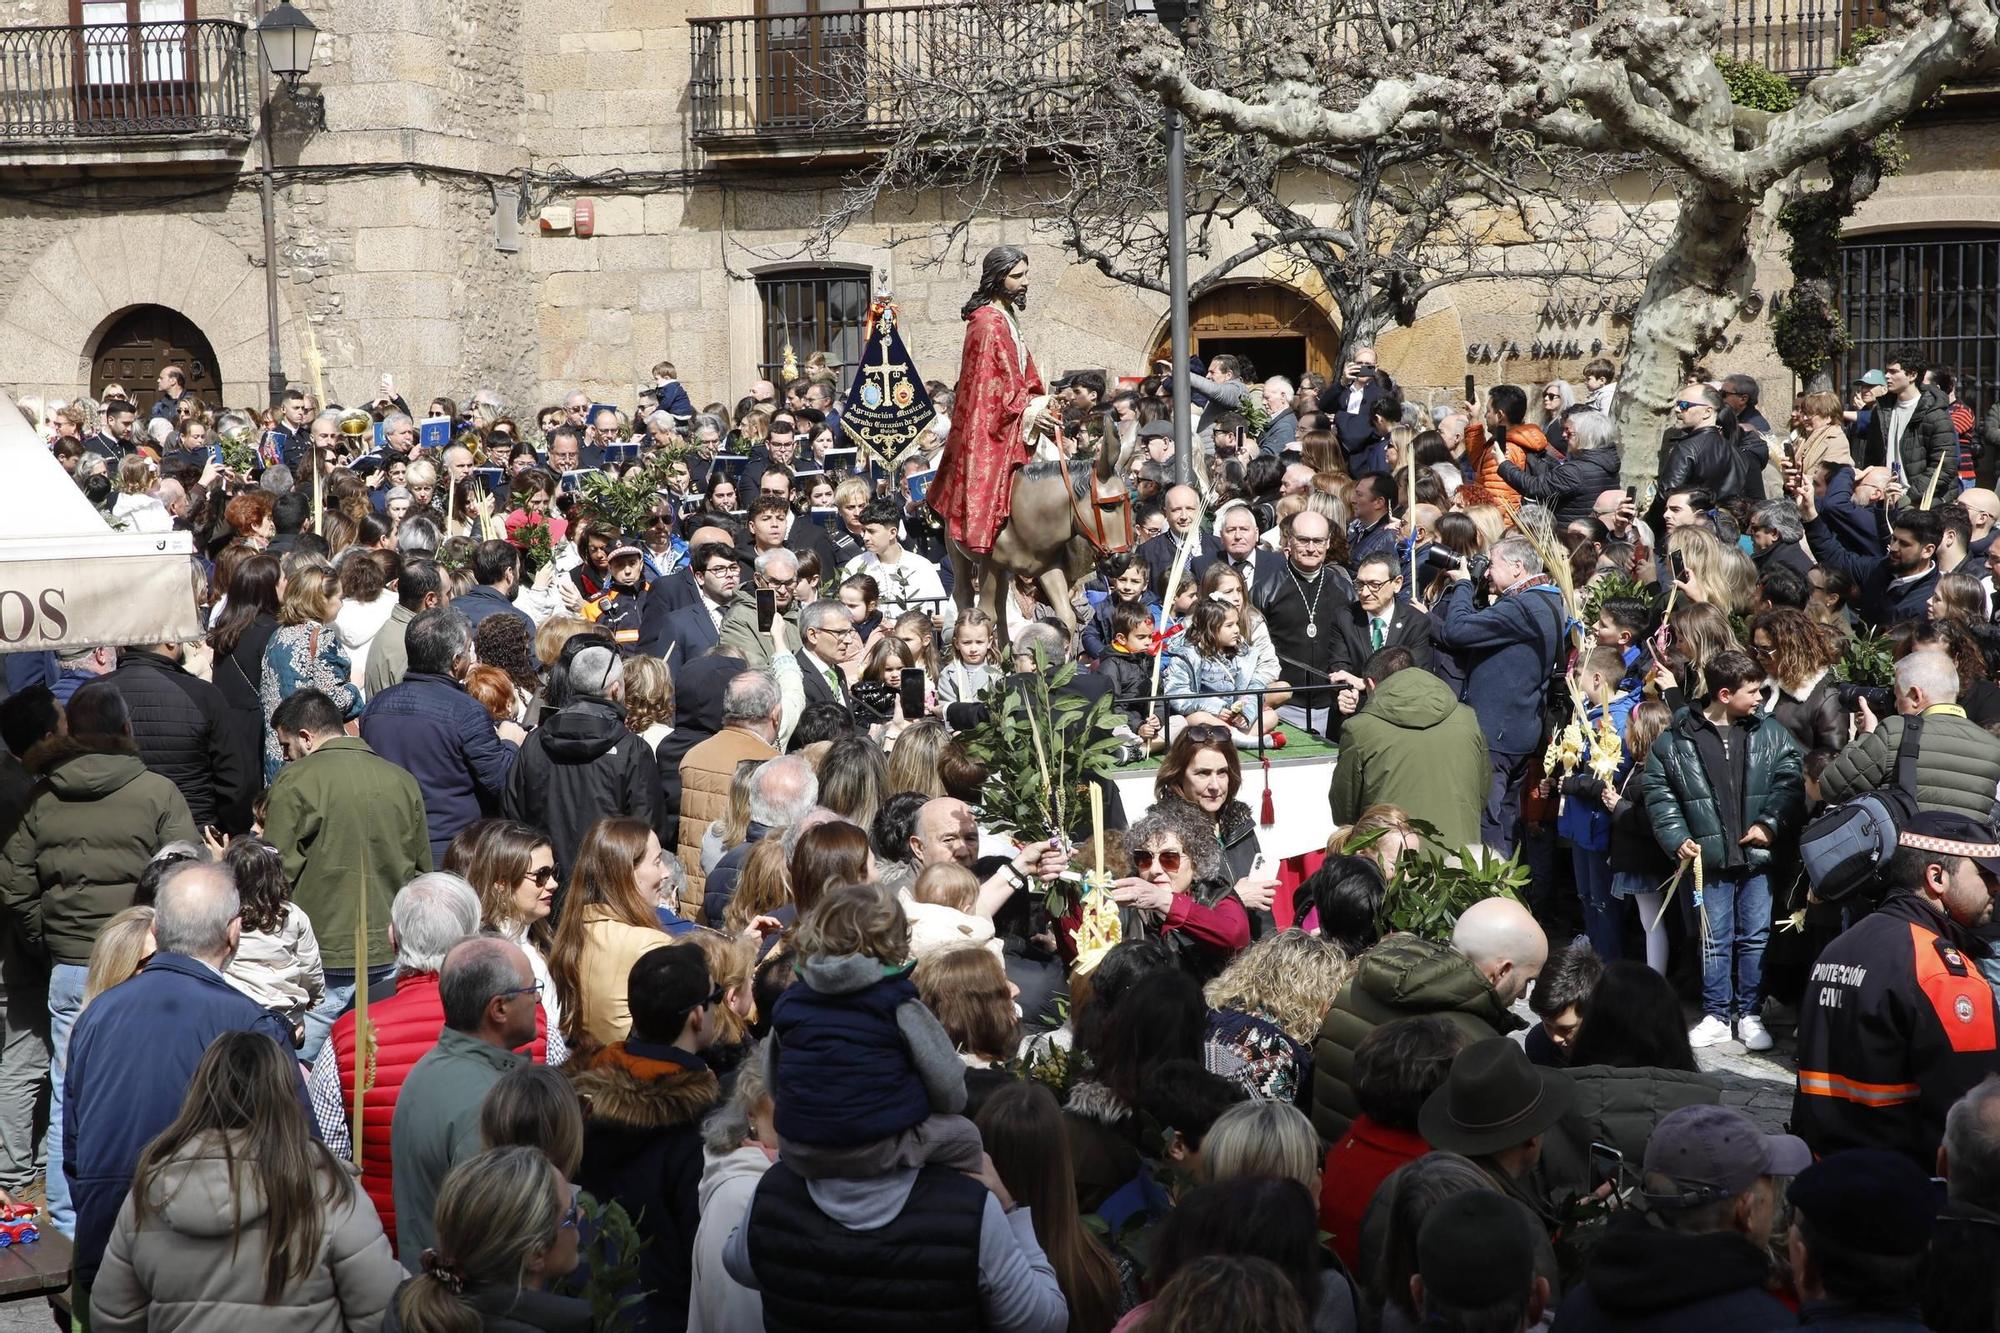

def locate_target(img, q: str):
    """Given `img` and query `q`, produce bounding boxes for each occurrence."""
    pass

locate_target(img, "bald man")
[1137,483,1222,592]
[1309,894,1547,1141]
[1960,487,1999,554]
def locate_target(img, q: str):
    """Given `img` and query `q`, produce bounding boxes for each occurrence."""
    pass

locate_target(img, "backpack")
[1798,714,1925,904]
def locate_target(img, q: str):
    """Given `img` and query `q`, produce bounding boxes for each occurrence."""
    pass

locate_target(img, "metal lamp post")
[1125,0,1196,489]
[252,1,317,408]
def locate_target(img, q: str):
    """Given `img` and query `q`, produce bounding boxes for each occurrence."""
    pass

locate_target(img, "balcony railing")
[0,20,252,145]
[688,0,1109,148]
[687,0,1890,151]
[1719,0,1873,77]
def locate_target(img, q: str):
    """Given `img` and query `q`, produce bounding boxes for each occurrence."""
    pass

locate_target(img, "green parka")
[1640,709,1804,874]
[1309,931,1520,1142]
[1820,705,2000,825]
[0,737,196,966]
[1328,668,1489,855]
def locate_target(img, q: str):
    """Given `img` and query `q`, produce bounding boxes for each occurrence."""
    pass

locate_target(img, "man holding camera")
[1433,535,1569,854]
[1820,649,2000,825]
[1318,347,1389,476]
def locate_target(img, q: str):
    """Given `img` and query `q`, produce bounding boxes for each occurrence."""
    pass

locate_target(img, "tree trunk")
[1613,186,1757,491]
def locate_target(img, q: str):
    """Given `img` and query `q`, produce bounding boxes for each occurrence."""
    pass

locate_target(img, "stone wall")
[0,0,1991,428]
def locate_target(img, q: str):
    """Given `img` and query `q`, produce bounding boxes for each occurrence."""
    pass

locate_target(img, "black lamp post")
[252,1,317,408]
[1126,0,1197,489]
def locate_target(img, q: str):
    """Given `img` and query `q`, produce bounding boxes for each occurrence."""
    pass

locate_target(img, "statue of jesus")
[927,245,1044,555]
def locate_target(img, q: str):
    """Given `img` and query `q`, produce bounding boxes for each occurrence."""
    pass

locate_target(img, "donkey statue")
[946,412,1136,646]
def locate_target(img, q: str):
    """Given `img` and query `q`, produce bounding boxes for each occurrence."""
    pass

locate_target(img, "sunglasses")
[1133,847,1185,873]
[528,866,560,886]
[1673,400,1702,411]
[1183,723,1234,745]
[559,1189,583,1231]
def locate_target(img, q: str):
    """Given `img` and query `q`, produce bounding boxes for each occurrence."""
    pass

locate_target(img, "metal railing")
[688,0,1109,145]
[0,20,252,143]
[689,0,1883,149]
[1719,0,1870,77]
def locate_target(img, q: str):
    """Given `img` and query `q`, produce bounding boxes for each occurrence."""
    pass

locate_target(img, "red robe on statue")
[928,301,1043,554]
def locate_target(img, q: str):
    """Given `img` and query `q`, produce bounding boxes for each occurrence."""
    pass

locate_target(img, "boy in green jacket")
[1640,648,1804,1052]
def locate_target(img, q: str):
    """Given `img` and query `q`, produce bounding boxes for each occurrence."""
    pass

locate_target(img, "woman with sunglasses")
[92,1031,405,1332]
[1110,803,1252,980]
[449,821,568,1067]
[388,1145,589,1332]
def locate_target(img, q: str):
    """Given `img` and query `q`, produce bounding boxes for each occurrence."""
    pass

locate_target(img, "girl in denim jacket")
[1163,600,1275,744]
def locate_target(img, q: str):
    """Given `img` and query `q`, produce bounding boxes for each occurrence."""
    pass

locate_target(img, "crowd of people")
[1,326,1999,1333]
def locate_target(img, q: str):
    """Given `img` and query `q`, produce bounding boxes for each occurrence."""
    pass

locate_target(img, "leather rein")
[1055,446,1134,554]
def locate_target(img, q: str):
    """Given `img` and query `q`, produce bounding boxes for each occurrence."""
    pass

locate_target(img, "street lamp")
[1125,0,1197,489]
[252,1,317,409]
[255,2,318,89]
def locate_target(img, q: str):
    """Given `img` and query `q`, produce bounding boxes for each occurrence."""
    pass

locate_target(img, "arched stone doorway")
[89,304,224,403]
[1151,280,1342,384]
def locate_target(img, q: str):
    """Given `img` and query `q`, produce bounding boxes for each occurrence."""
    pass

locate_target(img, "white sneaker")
[1737,1015,1774,1052]
[1688,1015,1732,1048]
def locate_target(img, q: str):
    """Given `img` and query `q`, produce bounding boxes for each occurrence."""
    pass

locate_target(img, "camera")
[1835,682,1896,716]
[850,680,897,726]
[1419,546,1461,577]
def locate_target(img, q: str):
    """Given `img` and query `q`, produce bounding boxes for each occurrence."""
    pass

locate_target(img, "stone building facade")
[0,0,1993,424]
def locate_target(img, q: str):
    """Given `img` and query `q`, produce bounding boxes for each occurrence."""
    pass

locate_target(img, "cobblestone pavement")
[1696,1037,1797,1134]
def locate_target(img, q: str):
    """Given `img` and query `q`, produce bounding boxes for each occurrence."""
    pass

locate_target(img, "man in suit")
[1197,502,1278,599]
[1347,473,1401,574]
[796,599,858,709]
[84,399,140,463]
[637,522,738,656]
[1318,348,1390,476]
[1326,555,1434,737]
[1137,485,1222,594]
[657,542,741,666]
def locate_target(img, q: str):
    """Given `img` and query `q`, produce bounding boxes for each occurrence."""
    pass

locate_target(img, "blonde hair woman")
[386,1146,587,1332]
[83,905,156,1005]
[622,653,675,748]
[1202,929,1352,1103]
[1202,1099,1324,1199]
[258,560,359,781]
[702,759,761,877]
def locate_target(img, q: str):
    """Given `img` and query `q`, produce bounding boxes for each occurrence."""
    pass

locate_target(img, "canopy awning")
[0,392,203,653]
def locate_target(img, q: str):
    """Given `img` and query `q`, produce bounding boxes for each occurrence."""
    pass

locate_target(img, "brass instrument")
[337,407,375,438]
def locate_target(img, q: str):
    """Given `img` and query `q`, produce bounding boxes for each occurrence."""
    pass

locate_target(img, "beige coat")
[90,1130,403,1333]
[676,726,776,903]
[576,905,672,1048]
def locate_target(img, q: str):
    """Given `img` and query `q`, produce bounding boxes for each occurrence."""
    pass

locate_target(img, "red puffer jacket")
[328,970,551,1246]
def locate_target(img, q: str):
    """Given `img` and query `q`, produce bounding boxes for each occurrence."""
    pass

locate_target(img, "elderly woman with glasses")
[1150,728,1283,937]
[1110,803,1251,979]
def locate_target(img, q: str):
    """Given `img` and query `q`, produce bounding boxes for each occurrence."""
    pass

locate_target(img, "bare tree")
[1122,0,1999,481]
[803,0,1664,380]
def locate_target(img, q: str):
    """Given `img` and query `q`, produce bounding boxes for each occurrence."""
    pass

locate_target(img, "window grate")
[757,270,871,385]
[1840,230,2000,421]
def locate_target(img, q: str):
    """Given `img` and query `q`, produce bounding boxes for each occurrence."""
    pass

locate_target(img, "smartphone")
[756,587,776,633]
[1624,485,1637,506]
[1463,374,1476,403]
[1589,1140,1625,1188]
[1249,852,1271,879]
[1670,551,1689,584]
[899,667,927,721]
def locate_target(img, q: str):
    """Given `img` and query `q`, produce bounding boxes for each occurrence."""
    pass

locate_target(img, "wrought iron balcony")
[688,0,1107,151]
[0,20,253,159]
[1719,0,1871,77]
[687,0,1905,155]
